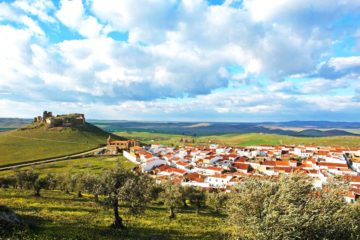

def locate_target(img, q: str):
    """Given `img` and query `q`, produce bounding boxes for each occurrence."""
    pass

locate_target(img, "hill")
[198,133,360,147]
[1,118,359,137]
[0,118,32,131]
[115,131,360,147]
[0,123,117,166]
[90,120,360,137]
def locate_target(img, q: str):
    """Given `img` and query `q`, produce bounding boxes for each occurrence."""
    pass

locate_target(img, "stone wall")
[33,111,86,128]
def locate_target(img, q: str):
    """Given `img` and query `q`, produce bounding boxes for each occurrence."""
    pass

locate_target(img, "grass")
[0,189,226,239]
[0,156,137,177]
[116,131,186,145]
[202,133,360,147]
[116,131,360,147]
[0,123,114,166]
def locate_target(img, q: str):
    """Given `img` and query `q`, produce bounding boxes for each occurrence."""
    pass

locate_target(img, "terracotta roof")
[166,167,187,175]
[233,163,249,170]
[318,162,348,168]
[275,160,290,167]
[177,161,189,166]
[185,172,204,182]
[207,166,223,171]
[344,175,360,183]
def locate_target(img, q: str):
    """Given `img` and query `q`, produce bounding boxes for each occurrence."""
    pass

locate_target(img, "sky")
[0,0,360,122]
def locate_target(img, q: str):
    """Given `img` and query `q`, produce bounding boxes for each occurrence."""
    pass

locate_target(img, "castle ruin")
[33,111,86,128]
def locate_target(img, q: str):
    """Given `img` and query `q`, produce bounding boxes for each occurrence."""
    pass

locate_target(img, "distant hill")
[294,129,358,137]
[0,118,32,131]
[261,121,360,129]
[1,118,359,137]
[89,120,360,137]
[0,122,120,166]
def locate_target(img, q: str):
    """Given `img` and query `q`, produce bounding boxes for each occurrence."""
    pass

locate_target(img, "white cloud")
[12,0,56,23]
[21,16,45,36]
[328,56,360,71]
[56,0,84,29]
[0,25,34,88]
[55,0,103,38]
[1,0,360,120]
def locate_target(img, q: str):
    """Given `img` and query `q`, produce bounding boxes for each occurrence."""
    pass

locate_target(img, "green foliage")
[187,187,206,213]
[226,174,360,240]
[14,170,51,197]
[206,190,228,214]
[0,175,16,188]
[160,181,184,219]
[120,174,154,215]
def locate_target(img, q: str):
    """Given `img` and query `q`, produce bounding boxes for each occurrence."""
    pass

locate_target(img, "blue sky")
[0,0,360,121]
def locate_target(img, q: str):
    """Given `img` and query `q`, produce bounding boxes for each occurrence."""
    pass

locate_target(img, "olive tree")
[120,174,154,214]
[188,187,205,214]
[226,173,360,240]
[14,170,50,197]
[206,190,228,214]
[160,181,183,219]
[101,168,130,229]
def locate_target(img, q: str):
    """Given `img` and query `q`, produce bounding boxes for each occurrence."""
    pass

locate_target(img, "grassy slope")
[0,190,225,240]
[203,133,360,147]
[0,156,137,177]
[0,123,113,166]
[116,131,360,147]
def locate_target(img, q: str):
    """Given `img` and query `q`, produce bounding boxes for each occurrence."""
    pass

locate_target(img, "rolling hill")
[0,123,118,166]
[115,131,360,147]
[91,120,360,137]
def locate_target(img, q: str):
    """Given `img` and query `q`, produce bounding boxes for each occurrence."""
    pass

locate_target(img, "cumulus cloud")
[0,0,360,120]
[12,0,56,23]
[56,0,104,38]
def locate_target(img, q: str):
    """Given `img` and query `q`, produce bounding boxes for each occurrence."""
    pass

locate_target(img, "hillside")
[0,123,117,166]
[115,131,360,147]
[0,156,137,177]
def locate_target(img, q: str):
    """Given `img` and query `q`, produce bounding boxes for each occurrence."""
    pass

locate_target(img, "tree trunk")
[77,191,82,198]
[112,197,125,229]
[34,188,41,197]
[94,193,99,202]
[169,206,175,220]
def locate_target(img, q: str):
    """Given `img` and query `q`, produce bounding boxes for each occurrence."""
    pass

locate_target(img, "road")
[0,146,106,172]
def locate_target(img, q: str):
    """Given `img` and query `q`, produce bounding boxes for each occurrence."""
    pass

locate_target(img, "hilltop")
[0,119,119,167]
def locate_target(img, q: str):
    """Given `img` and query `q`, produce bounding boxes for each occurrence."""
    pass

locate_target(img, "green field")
[0,189,225,240]
[116,131,360,147]
[0,124,113,166]
[0,156,137,177]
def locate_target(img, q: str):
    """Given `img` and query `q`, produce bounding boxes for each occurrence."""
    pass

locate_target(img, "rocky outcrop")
[0,205,22,227]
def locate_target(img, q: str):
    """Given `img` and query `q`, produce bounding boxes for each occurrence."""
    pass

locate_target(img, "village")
[105,137,360,203]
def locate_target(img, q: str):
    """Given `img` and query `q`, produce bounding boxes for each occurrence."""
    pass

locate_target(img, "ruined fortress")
[33,111,86,128]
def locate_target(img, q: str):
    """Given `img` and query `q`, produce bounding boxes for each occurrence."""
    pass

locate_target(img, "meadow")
[0,189,225,240]
[0,156,137,177]
[0,156,226,239]
[0,124,112,166]
[116,131,360,147]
